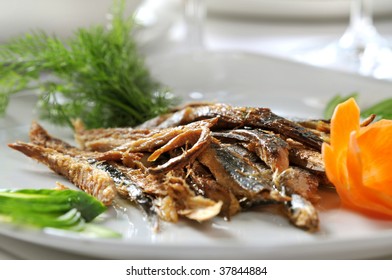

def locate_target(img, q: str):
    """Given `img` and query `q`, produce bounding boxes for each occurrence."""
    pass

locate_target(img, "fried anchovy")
[213,129,290,173]
[199,141,319,231]
[152,104,323,151]
[284,193,319,231]
[73,118,156,152]
[186,160,241,219]
[8,142,116,206]
[274,167,320,203]
[94,119,217,174]
[29,122,160,228]
[87,159,159,230]
[198,141,289,209]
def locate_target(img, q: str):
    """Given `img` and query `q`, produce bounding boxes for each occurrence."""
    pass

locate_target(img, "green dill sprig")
[361,98,392,120]
[324,93,392,120]
[0,0,178,129]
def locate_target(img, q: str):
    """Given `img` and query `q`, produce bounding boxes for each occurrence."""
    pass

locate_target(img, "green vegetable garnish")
[0,0,178,129]
[323,93,358,119]
[0,188,120,238]
[324,93,392,120]
[361,98,392,120]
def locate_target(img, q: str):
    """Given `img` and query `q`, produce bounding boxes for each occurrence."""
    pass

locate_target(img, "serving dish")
[1,51,392,259]
[206,0,392,20]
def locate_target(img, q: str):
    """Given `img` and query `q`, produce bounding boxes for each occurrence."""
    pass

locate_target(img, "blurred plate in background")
[0,0,141,43]
[206,0,392,20]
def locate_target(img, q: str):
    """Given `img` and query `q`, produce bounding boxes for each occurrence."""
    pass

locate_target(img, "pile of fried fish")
[9,103,331,232]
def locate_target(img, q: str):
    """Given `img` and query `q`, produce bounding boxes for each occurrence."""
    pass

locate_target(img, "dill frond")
[0,0,178,128]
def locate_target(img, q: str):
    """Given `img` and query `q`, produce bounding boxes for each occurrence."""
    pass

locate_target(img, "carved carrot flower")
[322,98,392,217]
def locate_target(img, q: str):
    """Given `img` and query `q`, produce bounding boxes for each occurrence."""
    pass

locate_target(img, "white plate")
[2,52,392,260]
[206,0,392,20]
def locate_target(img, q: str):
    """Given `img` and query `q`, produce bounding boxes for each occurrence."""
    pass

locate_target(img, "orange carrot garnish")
[322,98,392,218]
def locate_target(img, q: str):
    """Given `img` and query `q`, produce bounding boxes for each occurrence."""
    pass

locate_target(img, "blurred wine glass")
[142,0,239,104]
[295,0,392,80]
[134,0,206,54]
[182,0,205,51]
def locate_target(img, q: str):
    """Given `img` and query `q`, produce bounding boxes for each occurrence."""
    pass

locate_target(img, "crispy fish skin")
[286,138,324,173]
[117,152,223,223]
[94,119,217,174]
[288,147,325,173]
[101,119,216,153]
[29,121,100,160]
[8,142,116,206]
[296,119,330,133]
[30,121,75,151]
[187,160,241,219]
[147,122,213,174]
[29,122,162,226]
[135,102,215,129]
[149,104,324,151]
[213,129,290,173]
[73,119,155,151]
[75,103,323,153]
[28,122,221,224]
[198,141,289,208]
[88,159,160,230]
[163,173,223,223]
[231,130,290,173]
[274,167,320,203]
[198,141,320,231]
[284,194,319,232]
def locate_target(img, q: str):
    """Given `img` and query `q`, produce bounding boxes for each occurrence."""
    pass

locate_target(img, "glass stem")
[350,0,373,28]
[339,0,379,53]
[183,0,205,51]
